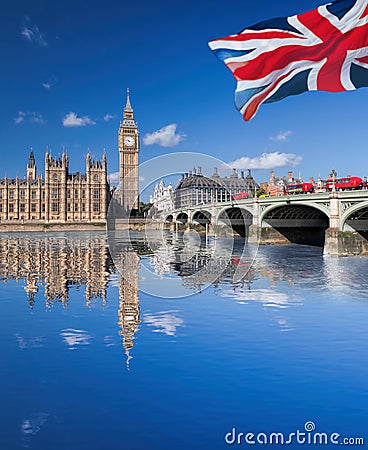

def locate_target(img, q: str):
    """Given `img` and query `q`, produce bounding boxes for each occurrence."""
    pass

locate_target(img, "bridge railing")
[170,190,368,216]
[337,189,368,197]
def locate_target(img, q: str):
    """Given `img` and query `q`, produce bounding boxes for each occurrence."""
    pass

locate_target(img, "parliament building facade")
[0,91,140,224]
[0,150,109,223]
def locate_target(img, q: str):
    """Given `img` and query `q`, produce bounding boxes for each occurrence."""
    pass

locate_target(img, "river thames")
[0,231,367,449]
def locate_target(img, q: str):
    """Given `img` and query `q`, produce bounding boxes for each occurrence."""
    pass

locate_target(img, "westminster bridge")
[164,190,368,256]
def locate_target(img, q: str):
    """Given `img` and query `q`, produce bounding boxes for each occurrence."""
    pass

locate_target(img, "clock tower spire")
[118,88,140,215]
[124,88,133,114]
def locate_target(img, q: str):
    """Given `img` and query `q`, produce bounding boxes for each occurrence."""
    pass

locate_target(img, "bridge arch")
[176,212,189,224]
[217,207,253,237]
[164,214,174,223]
[341,200,368,228]
[341,201,368,238]
[259,201,330,224]
[261,203,330,247]
[192,210,212,225]
[216,205,253,224]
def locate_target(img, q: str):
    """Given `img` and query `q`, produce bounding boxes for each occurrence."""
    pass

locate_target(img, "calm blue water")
[0,231,367,449]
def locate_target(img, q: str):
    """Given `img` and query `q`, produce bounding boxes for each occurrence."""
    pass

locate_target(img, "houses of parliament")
[0,90,139,223]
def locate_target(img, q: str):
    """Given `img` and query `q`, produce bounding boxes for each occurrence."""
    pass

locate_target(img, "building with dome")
[150,180,175,218]
[174,167,258,210]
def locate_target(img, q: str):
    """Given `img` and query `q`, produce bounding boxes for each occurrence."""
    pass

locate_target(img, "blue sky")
[1,0,368,185]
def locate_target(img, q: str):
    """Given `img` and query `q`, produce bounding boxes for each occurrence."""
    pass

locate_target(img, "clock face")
[124,136,135,147]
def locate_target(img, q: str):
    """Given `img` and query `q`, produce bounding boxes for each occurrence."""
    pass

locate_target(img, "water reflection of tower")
[117,246,140,369]
[44,237,68,306]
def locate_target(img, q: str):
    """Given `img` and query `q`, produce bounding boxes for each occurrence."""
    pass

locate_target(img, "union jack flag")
[208,0,368,121]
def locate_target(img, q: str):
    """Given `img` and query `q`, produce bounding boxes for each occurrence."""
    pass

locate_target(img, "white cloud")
[220,288,302,311]
[143,310,184,336]
[14,111,25,124]
[143,124,185,147]
[103,114,114,121]
[60,328,92,349]
[21,413,49,435]
[104,336,116,347]
[227,152,302,170]
[108,172,119,184]
[15,334,45,349]
[270,130,293,141]
[14,111,45,124]
[62,112,96,127]
[42,76,57,90]
[21,18,47,47]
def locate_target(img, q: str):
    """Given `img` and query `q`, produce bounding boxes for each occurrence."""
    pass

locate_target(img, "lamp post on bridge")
[331,168,337,192]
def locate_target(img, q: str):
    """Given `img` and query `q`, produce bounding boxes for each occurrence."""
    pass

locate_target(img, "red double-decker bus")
[325,176,363,191]
[232,191,249,200]
[285,183,314,195]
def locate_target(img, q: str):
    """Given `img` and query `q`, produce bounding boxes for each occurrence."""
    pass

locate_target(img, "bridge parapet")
[171,191,368,229]
[169,191,368,254]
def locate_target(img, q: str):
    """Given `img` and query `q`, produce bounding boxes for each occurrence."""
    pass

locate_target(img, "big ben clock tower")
[118,88,140,215]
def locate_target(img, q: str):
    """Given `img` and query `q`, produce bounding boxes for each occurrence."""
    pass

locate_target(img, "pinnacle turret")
[124,88,133,113]
[27,150,37,180]
[28,150,35,168]
[121,88,136,127]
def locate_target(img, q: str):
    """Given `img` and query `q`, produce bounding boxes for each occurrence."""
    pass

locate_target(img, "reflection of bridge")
[165,191,368,255]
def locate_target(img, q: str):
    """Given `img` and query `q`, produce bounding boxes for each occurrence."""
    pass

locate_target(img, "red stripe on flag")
[357,55,368,64]
[227,17,368,91]
[360,4,368,18]
[213,30,305,43]
[243,70,294,121]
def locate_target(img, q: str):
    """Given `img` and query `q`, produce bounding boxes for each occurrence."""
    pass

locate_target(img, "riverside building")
[174,167,258,209]
[0,90,142,224]
[150,180,175,219]
[0,150,110,223]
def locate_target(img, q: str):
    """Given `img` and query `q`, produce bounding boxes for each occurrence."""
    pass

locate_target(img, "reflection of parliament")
[0,90,139,223]
[0,233,140,367]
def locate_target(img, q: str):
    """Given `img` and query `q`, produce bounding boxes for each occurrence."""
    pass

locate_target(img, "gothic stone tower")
[27,151,37,180]
[118,89,139,215]
[44,150,69,222]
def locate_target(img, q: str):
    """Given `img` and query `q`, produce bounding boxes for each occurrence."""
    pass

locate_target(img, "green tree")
[256,187,267,197]
[138,202,153,217]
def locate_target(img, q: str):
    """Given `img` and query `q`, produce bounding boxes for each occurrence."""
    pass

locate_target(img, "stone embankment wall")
[3,220,368,256]
[324,229,368,256]
[164,222,368,256]
[0,222,106,233]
